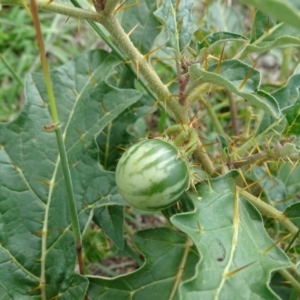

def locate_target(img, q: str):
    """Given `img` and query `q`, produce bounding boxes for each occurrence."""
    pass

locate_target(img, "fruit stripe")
[116,139,189,209]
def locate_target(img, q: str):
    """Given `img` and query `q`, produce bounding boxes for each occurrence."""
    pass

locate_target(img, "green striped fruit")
[115,139,190,211]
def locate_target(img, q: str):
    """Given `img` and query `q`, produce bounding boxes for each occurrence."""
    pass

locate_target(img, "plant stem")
[103,0,119,15]
[98,13,188,123]
[279,269,300,294]
[30,1,84,297]
[285,228,300,253]
[1,0,101,21]
[219,150,300,171]
[236,118,282,157]
[69,0,157,102]
[164,124,198,155]
[238,188,299,235]
[194,140,216,176]
[279,47,292,82]
[4,0,188,123]
[227,92,239,137]
[200,97,229,139]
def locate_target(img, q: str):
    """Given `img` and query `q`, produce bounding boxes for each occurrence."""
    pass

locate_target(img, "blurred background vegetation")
[0,4,100,122]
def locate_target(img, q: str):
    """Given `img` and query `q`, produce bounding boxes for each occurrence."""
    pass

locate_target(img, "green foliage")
[0,5,97,121]
[1,0,300,299]
[172,172,290,299]
[0,50,140,298]
[88,228,199,299]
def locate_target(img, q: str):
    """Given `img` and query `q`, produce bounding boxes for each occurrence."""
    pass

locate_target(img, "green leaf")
[247,166,290,211]
[171,171,290,299]
[238,0,300,30]
[200,2,245,34]
[96,111,136,171]
[270,272,294,300]
[57,274,89,300]
[0,287,10,300]
[93,205,124,249]
[271,72,300,109]
[87,228,199,299]
[238,11,300,58]
[154,0,197,53]
[198,32,249,51]
[0,50,141,298]
[278,70,300,136]
[282,100,300,135]
[277,163,300,205]
[284,203,300,228]
[250,11,277,43]
[188,61,281,118]
[118,0,161,54]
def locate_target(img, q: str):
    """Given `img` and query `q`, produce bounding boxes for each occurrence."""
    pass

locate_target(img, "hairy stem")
[238,188,298,235]
[1,0,101,21]
[164,124,198,155]
[68,0,157,102]
[103,0,119,15]
[218,150,300,172]
[99,13,188,123]
[194,140,216,175]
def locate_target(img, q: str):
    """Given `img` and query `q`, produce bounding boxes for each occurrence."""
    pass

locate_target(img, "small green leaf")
[284,203,300,228]
[282,96,300,136]
[247,166,290,211]
[154,0,197,53]
[118,0,161,54]
[93,205,124,250]
[238,0,300,30]
[271,72,300,109]
[200,2,245,34]
[239,11,300,58]
[198,32,249,51]
[250,11,277,43]
[87,228,199,299]
[277,163,300,205]
[172,171,290,299]
[188,61,281,118]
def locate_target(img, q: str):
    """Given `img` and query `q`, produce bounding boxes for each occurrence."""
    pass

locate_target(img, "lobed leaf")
[188,61,281,118]
[0,50,142,298]
[171,171,290,300]
[87,227,199,299]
